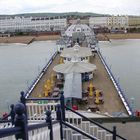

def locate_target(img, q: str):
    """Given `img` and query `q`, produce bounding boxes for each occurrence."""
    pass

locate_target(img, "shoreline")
[97,33,140,41]
[0,33,140,44]
[0,35,60,44]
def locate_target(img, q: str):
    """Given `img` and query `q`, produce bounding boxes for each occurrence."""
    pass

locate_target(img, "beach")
[0,33,140,44]
[0,35,60,44]
[97,33,140,41]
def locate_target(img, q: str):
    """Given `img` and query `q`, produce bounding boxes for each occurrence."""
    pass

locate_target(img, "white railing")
[53,123,61,140]
[0,123,15,140]
[28,122,60,140]
[26,102,59,120]
[66,111,82,128]
[63,121,113,140]
[28,126,50,140]
[25,51,58,98]
[0,122,12,129]
[0,135,15,140]
[98,50,132,116]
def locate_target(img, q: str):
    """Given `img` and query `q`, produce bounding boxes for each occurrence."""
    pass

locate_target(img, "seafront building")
[0,16,67,33]
[89,16,129,29]
[68,19,89,25]
[89,17,108,28]
[0,14,140,34]
[128,16,140,28]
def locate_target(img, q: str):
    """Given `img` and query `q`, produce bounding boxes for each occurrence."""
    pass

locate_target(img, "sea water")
[99,39,140,110]
[0,41,57,114]
[0,39,140,115]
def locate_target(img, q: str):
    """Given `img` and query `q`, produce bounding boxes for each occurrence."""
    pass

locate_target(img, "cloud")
[0,0,139,15]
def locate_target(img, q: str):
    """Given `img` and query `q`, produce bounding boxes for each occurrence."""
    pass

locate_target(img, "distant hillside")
[0,12,109,18]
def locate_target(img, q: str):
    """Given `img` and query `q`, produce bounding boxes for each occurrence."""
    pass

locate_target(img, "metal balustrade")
[97,50,133,116]
[26,102,58,120]
[0,102,59,140]
[0,90,128,140]
[65,106,127,140]
[25,51,58,98]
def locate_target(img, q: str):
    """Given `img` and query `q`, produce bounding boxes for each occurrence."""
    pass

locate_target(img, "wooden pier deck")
[29,50,127,115]
[84,54,127,114]
[29,53,60,98]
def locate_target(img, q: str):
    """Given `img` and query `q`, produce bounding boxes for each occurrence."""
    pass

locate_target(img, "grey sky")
[0,0,140,15]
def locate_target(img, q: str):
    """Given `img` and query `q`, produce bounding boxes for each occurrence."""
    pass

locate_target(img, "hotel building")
[89,16,129,29]
[0,16,67,33]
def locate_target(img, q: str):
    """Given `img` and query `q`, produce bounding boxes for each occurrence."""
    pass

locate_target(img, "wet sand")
[0,33,140,44]
[0,35,60,44]
[97,33,140,41]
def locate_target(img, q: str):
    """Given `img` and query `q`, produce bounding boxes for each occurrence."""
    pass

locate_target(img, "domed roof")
[60,43,92,58]
[53,62,96,74]
[65,23,94,37]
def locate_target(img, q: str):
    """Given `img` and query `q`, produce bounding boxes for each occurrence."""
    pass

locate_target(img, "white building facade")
[89,16,129,29]
[89,17,108,28]
[107,16,128,29]
[0,16,67,33]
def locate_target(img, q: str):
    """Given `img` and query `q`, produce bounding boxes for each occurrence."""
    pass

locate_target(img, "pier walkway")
[85,54,127,114]
[28,50,127,115]
[29,53,60,98]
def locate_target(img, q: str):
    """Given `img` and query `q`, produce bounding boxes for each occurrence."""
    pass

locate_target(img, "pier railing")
[98,50,133,116]
[65,106,127,140]
[0,102,60,140]
[25,91,126,140]
[25,51,58,98]
[0,91,128,140]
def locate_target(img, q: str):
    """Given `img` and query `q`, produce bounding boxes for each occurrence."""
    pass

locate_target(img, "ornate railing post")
[20,91,26,105]
[112,126,117,140]
[60,91,65,121]
[56,104,63,140]
[46,110,53,140]
[10,104,15,125]
[20,91,27,121]
[14,103,28,140]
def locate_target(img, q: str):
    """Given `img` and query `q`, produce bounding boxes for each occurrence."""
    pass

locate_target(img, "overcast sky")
[0,0,140,15]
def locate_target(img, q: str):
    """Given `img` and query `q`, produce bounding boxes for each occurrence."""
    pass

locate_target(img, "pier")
[26,48,128,115]
[0,22,138,140]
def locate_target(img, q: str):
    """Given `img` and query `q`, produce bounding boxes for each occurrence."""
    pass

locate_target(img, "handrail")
[25,51,58,98]
[28,120,58,131]
[26,97,60,101]
[62,121,98,140]
[0,120,11,123]
[0,120,59,138]
[66,106,127,140]
[97,50,133,115]
[0,127,21,138]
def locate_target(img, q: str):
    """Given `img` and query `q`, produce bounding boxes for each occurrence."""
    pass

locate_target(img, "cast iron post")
[60,91,65,121]
[56,104,63,140]
[46,110,53,140]
[112,126,117,140]
[14,103,28,140]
